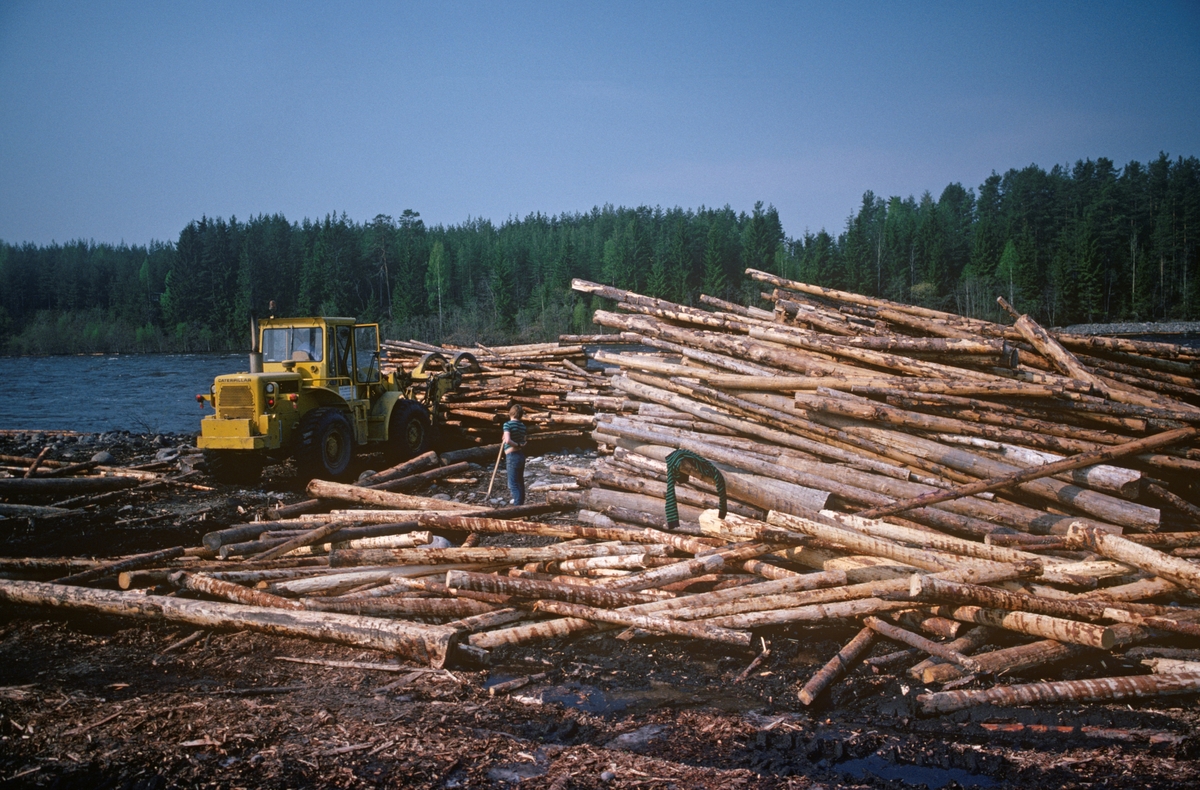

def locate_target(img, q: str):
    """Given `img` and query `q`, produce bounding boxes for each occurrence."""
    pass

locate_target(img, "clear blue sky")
[1,1,1197,247]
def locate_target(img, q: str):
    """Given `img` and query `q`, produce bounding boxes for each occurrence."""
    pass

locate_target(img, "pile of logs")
[4,274,1200,717]
[381,337,633,446]
[543,272,1200,711]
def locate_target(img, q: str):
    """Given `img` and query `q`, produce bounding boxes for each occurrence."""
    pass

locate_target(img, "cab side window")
[354,325,380,383]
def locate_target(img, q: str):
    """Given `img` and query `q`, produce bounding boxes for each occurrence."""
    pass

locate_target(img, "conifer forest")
[1,154,1197,355]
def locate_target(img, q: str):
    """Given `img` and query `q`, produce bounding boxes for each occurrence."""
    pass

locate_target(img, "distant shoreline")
[1055,321,1200,338]
[0,350,242,360]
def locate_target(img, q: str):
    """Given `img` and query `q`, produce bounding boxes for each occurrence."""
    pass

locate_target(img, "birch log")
[918,672,1200,715]
[0,579,460,667]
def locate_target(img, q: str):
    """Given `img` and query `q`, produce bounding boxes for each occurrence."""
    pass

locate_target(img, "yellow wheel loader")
[196,317,475,484]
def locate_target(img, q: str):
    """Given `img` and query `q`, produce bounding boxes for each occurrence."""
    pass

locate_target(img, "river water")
[0,353,246,435]
[2,333,1196,436]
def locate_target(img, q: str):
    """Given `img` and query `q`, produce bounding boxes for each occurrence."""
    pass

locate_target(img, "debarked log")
[267,564,487,596]
[0,579,460,667]
[303,597,496,618]
[444,570,663,608]
[909,575,1188,623]
[329,542,653,568]
[468,616,609,648]
[306,479,484,512]
[531,599,752,647]
[702,598,909,629]
[672,560,1040,624]
[908,626,993,680]
[1142,658,1200,674]
[269,451,442,520]
[1068,525,1200,594]
[927,604,1116,650]
[917,671,1200,715]
[255,520,352,562]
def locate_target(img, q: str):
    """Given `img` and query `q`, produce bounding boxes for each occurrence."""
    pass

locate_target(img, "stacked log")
[380,337,631,446]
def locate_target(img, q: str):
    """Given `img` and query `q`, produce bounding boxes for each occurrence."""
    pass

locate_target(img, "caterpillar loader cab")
[196,317,472,484]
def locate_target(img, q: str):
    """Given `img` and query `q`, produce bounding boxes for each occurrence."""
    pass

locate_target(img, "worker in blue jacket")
[501,404,528,506]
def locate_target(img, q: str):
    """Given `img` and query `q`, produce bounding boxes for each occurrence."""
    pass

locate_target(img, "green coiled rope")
[664,449,726,530]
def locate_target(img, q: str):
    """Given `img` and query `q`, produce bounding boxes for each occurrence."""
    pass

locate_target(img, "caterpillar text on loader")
[196,317,476,483]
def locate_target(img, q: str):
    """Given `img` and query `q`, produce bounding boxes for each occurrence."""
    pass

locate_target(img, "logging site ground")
[1,432,1198,790]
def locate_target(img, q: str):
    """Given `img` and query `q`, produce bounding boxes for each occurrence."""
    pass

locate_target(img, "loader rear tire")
[386,400,432,464]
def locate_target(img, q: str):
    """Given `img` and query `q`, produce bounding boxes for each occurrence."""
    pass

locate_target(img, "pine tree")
[700,222,727,299]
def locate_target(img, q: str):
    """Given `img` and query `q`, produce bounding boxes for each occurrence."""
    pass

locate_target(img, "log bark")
[255,520,353,562]
[329,542,654,569]
[918,671,1200,715]
[927,604,1116,650]
[1068,525,1200,594]
[864,616,981,671]
[171,572,305,610]
[0,476,141,498]
[531,599,752,647]
[53,546,186,586]
[468,616,606,648]
[908,627,993,680]
[0,503,78,519]
[798,627,875,705]
[444,570,663,608]
[857,426,1195,521]
[0,579,460,667]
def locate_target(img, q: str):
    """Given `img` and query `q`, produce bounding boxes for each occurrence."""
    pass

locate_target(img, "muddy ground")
[1,431,1198,789]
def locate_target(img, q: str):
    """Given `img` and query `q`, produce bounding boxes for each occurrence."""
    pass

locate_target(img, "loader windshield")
[262,327,324,363]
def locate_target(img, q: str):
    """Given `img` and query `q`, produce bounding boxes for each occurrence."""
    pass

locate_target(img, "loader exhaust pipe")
[249,316,263,373]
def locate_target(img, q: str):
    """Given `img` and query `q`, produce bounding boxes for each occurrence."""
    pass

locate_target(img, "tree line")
[1,153,1196,355]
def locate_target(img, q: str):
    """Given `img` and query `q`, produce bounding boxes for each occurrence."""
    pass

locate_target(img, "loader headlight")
[265,383,276,394]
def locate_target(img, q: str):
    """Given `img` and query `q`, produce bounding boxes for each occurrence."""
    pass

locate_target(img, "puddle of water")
[839,754,997,788]
[486,763,546,784]
[485,675,758,716]
[540,685,619,715]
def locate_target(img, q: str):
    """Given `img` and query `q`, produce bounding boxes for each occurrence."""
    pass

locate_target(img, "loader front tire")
[297,408,355,481]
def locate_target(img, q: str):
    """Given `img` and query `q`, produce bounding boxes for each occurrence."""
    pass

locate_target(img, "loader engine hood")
[210,372,302,420]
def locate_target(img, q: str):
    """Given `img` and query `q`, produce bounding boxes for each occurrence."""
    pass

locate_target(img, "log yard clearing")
[2,272,1200,788]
